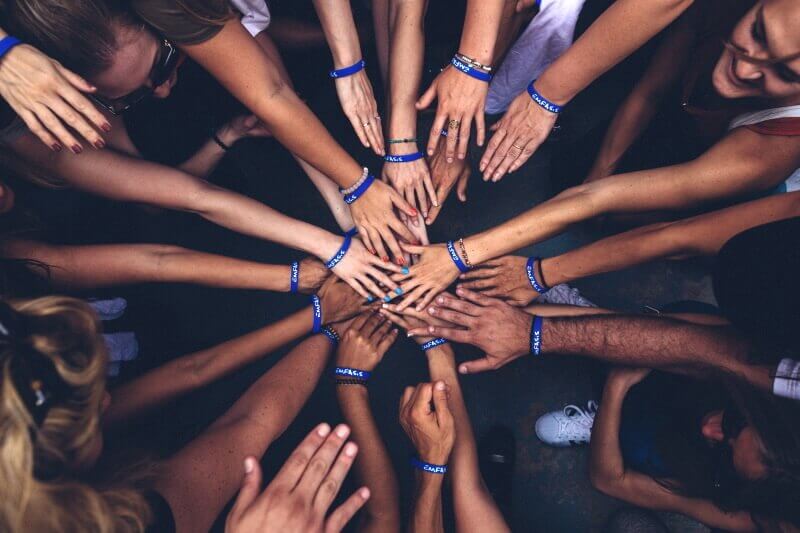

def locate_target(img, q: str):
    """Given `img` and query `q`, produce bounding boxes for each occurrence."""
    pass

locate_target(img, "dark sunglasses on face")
[90,39,180,115]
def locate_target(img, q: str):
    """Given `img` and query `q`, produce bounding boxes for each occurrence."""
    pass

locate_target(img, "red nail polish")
[51,143,62,152]
[71,144,83,154]
[397,257,405,265]
[410,208,418,216]
[382,256,389,262]
[101,123,112,132]
[94,139,105,149]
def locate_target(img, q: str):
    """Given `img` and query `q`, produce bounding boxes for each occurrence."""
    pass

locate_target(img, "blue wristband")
[325,232,353,270]
[321,326,339,346]
[384,152,424,163]
[446,241,470,274]
[329,59,366,79]
[450,56,492,83]
[410,457,448,475]
[334,366,371,380]
[344,227,358,238]
[527,81,562,114]
[0,37,22,60]
[530,315,543,356]
[310,295,322,333]
[341,174,375,204]
[290,261,299,293]
[421,338,447,351]
[525,257,550,294]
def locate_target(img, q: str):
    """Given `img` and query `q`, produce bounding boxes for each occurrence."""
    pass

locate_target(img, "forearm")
[409,474,445,533]
[459,0,506,65]
[590,93,661,176]
[105,306,315,426]
[295,155,355,232]
[535,0,694,104]
[313,0,364,67]
[387,0,426,139]
[178,137,227,178]
[589,379,629,487]
[337,386,401,532]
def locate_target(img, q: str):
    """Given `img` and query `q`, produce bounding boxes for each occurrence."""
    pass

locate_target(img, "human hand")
[607,367,651,390]
[479,89,558,182]
[378,301,456,345]
[328,236,402,300]
[417,66,488,164]
[298,257,330,294]
[515,0,541,13]
[381,148,438,224]
[390,243,460,311]
[0,43,110,152]
[225,423,369,533]
[425,141,470,225]
[335,70,384,156]
[349,180,417,265]
[318,275,373,324]
[399,382,455,465]
[336,311,398,373]
[457,256,540,306]
[407,288,533,374]
[402,213,429,265]
[217,115,272,146]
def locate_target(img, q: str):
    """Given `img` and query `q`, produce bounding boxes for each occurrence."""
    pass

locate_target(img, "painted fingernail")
[317,423,331,436]
[51,143,62,152]
[335,425,350,438]
[382,256,389,262]
[410,208,418,216]
[101,123,112,132]
[397,257,405,266]
[71,144,83,154]
[401,267,409,275]
[94,139,105,149]
[366,295,375,303]
[383,296,392,303]
[395,287,403,295]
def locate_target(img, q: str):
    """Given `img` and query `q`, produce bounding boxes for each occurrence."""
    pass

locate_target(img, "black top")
[144,490,176,533]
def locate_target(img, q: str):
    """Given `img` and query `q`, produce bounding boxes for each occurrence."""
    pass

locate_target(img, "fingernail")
[366,295,375,303]
[318,423,331,436]
[406,332,413,337]
[335,424,350,438]
[433,201,439,207]
[447,157,453,163]
[71,144,83,154]
[101,123,112,132]
[382,256,389,262]
[410,208,418,216]
[360,487,371,499]
[51,143,62,152]
[480,163,486,172]
[397,257,405,266]
[244,457,255,474]
[395,287,403,295]
[381,303,389,309]
[344,442,358,456]
[456,287,464,295]
[459,365,468,374]
[435,381,446,390]
[437,296,444,303]
[383,296,391,303]
[401,267,409,275]
[392,328,398,334]
[429,307,436,314]
[94,139,105,149]
[428,149,433,156]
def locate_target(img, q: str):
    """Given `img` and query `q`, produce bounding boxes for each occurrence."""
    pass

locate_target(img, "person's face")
[701,410,769,481]
[712,0,800,103]
[91,24,182,104]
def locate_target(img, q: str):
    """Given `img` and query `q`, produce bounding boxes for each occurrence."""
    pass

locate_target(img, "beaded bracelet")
[454,53,492,72]
[310,295,322,333]
[530,315,543,356]
[420,338,447,351]
[457,238,473,269]
[384,152,424,163]
[334,367,371,380]
[527,81,562,114]
[340,167,370,195]
[450,56,492,83]
[342,175,375,204]
[410,457,447,475]
[446,240,470,273]
[330,59,366,79]
[525,257,550,294]
[321,326,340,346]
[335,378,368,387]
[325,232,354,270]
[0,36,22,60]
[289,261,299,293]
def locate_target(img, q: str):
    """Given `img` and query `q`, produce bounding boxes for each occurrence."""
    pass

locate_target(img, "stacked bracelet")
[384,152,424,164]
[341,167,370,195]
[290,261,299,293]
[525,257,550,294]
[410,457,448,475]
[310,295,323,333]
[321,326,340,346]
[330,59,366,79]
[342,175,375,204]
[336,378,368,386]
[454,53,492,72]
[0,36,22,60]
[334,366,371,380]
[457,238,473,269]
[450,56,492,83]
[446,240,470,273]
[527,81,562,114]
[325,232,354,270]
[530,315,543,356]
[387,137,418,145]
[421,338,447,351]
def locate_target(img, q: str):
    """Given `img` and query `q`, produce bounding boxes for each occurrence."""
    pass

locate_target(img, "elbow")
[589,464,626,498]
[650,221,705,259]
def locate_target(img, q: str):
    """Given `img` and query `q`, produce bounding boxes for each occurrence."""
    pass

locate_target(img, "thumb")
[391,191,418,217]
[431,381,453,426]
[457,170,469,202]
[229,457,263,520]
[458,356,496,375]
[244,115,259,127]
[400,242,426,255]
[416,81,437,110]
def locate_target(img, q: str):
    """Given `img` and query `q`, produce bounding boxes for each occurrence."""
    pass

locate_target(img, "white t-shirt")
[229,0,272,37]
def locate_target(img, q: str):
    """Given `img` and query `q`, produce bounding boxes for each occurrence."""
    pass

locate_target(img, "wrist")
[313,232,343,263]
[418,449,451,466]
[330,44,362,70]
[215,126,239,147]
[534,72,573,107]
[388,142,420,156]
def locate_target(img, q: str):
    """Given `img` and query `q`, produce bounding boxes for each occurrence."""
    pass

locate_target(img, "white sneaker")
[535,401,598,447]
[538,284,597,308]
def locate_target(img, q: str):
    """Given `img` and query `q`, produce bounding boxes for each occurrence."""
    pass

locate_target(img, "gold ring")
[363,121,371,127]
[448,119,461,129]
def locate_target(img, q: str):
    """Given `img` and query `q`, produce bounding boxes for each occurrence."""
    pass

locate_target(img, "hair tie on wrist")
[525,257,550,294]
[325,232,354,270]
[310,295,322,333]
[530,315,543,356]
[290,261,299,293]
[527,81,562,114]
[410,457,447,474]
[420,338,447,351]
[211,132,230,151]
[334,366,371,380]
[0,36,23,60]
[335,378,368,387]
[387,137,418,145]
[330,59,366,79]
[450,56,492,83]
[321,326,339,346]
[341,175,375,204]
[384,152,424,164]
[446,240,470,273]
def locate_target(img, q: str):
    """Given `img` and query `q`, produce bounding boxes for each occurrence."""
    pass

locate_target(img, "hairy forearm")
[410,474,445,533]
[387,0,426,138]
[314,0,363,67]
[337,386,401,532]
[459,0,506,64]
[105,306,314,426]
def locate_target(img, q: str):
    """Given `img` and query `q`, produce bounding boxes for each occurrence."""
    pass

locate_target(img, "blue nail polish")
[401,267,410,275]
[366,295,375,303]
[383,296,392,303]
[395,287,403,295]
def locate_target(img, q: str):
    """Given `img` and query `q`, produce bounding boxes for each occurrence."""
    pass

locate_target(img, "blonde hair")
[0,296,151,532]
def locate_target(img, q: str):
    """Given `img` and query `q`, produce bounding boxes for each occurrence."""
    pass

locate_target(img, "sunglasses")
[90,39,180,115]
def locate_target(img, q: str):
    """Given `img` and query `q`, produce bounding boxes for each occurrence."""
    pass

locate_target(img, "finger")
[17,110,59,150]
[394,284,426,312]
[378,226,405,265]
[457,115,472,160]
[270,423,331,491]
[411,383,434,415]
[369,316,392,341]
[508,136,537,174]
[358,225,376,255]
[296,424,351,496]
[421,168,438,211]
[491,142,523,182]
[358,274,387,300]
[400,385,415,414]
[425,181,452,225]
[480,125,507,176]
[409,325,471,343]
[48,96,104,148]
[413,177,430,220]
[228,457,263,523]
[324,487,371,533]
[368,227,390,263]
[475,109,487,147]
[427,306,474,327]
[457,169,469,201]
[484,133,519,181]
[398,242,426,255]
[31,104,82,153]
[404,188,420,227]
[362,116,382,152]
[351,310,373,332]
[433,293,483,315]
[455,286,496,307]
[413,287,440,312]
[459,268,496,280]
[390,188,419,219]
[347,112,371,148]
[445,116,460,162]
[427,111,448,156]
[378,307,411,331]
[459,278,498,291]
[313,440,359,512]
[376,327,399,353]
[431,381,454,428]
[367,267,399,293]
[363,311,386,337]
[459,356,497,375]
[57,84,112,135]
